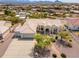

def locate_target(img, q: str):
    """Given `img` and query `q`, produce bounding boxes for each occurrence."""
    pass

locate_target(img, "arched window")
[45,28,50,34]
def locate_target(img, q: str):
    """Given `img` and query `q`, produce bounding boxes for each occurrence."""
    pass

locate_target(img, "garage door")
[20,33,35,39]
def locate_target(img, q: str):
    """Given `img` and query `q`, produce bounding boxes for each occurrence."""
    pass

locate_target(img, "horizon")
[0,0,79,3]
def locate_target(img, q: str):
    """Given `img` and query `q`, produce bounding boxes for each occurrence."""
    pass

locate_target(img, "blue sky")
[0,0,79,3]
[31,0,79,3]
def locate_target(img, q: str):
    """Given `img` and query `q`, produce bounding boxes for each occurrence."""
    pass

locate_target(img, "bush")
[61,53,66,58]
[52,40,56,43]
[52,54,57,58]
[67,43,72,48]
[55,36,58,40]
[69,40,72,42]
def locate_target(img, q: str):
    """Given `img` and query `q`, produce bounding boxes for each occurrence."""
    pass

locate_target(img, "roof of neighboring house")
[0,26,9,34]
[0,21,11,34]
[66,18,79,26]
[70,10,79,14]
[0,11,4,15]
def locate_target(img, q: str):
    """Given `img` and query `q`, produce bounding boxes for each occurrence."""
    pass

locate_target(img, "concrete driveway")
[2,38,35,58]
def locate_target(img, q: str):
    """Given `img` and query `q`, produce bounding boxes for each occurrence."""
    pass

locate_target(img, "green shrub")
[61,53,66,58]
[69,40,72,42]
[67,43,72,48]
[52,54,57,58]
[52,40,56,43]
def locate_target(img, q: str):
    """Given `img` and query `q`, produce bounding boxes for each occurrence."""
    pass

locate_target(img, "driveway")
[2,39,35,58]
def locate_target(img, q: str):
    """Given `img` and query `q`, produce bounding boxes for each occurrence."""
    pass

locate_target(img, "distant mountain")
[0,1,54,5]
[0,0,62,5]
[55,0,62,3]
[30,1,54,4]
[0,0,30,4]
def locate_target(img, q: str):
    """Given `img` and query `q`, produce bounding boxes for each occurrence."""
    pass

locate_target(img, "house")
[0,11,4,16]
[36,25,60,35]
[14,19,62,39]
[14,22,35,39]
[66,18,79,31]
[0,21,11,39]
[16,11,26,20]
[70,10,79,14]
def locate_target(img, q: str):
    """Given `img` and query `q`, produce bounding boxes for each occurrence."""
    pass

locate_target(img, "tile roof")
[0,21,11,34]
[15,19,63,34]
[66,18,79,26]
[19,22,35,34]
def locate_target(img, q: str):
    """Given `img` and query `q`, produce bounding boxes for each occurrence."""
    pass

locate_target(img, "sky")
[0,0,79,3]
[31,0,79,3]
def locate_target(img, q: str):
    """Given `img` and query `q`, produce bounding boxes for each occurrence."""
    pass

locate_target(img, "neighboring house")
[16,11,26,20]
[0,11,4,16]
[66,18,79,31]
[31,8,37,11]
[68,25,79,31]
[70,10,79,14]
[0,21,11,39]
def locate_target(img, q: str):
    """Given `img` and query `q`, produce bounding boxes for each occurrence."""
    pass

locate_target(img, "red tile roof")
[66,18,79,25]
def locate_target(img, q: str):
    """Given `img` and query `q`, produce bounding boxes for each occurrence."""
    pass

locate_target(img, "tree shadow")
[56,39,69,48]
[29,46,51,58]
